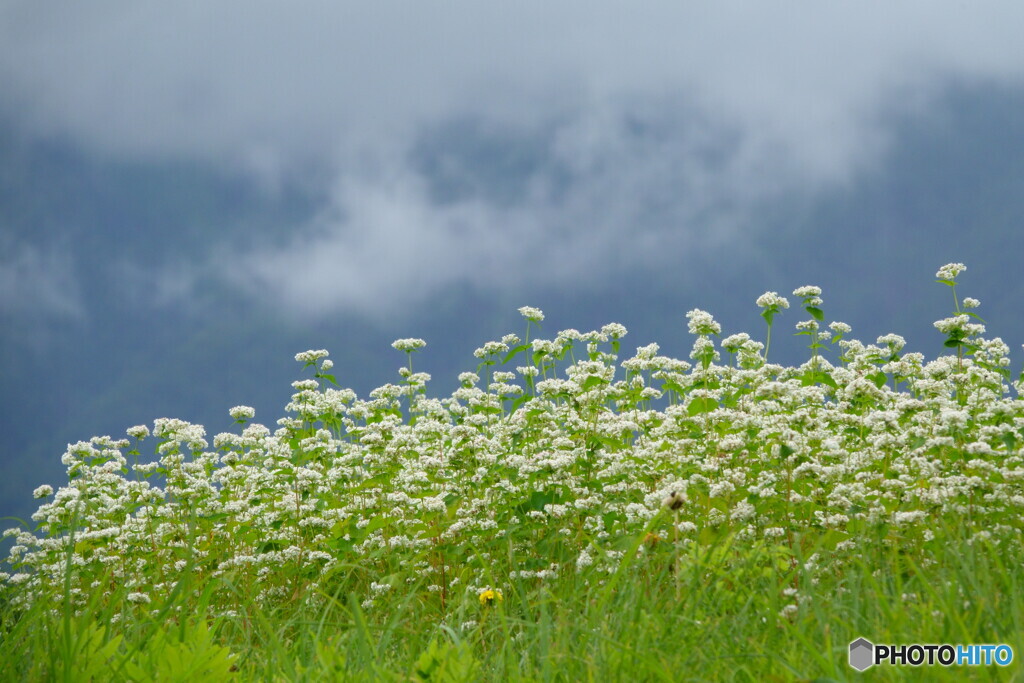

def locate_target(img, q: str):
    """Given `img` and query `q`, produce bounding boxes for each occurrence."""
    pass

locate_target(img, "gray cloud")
[4,2,1024,316]
[0,243,84,319]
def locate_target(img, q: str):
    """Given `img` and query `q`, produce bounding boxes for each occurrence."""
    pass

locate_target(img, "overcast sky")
[4,2,1024,320]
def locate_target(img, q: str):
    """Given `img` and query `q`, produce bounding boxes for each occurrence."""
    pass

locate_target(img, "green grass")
[3,263,1024,680]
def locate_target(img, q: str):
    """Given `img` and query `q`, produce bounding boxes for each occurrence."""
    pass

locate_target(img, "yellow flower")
[478,589,503,606]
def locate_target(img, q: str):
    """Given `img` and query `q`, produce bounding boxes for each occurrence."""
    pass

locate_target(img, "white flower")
[126,425,149,439]
[295,349,330,363]
[391,338,427,352]
[792,285,822,298]
[935,263,966,280]
[876,334,906,351]
[32,485,53,499]
[755,292,790,309]
[962,297,980,309]
[576,549,594,571]
[828,322,852,334]
[229,406,255,420]
[518,306,545,322]
[686,309,721,336]
[722,333,750,353]
[600,322,628,339]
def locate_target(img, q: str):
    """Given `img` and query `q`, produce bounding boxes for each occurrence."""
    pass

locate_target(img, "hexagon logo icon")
[849,638,874,671]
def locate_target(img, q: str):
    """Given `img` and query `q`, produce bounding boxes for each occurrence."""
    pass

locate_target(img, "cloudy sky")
[2,2,1024,520]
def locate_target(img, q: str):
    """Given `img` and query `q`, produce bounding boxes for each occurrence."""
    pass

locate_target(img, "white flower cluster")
[391,338,427,352]
[229,406,256,420]
[4,263,1022,628]
[755,291,790,310]
[792,285,822,298]
[686,309,721,336]
[936,263,966,280]
[518,306,545,322]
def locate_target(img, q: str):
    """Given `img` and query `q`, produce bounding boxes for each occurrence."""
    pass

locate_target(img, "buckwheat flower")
[876,334,906,351]
[795,320,819,332]
[722,333,750,353]
[474,341,509,358]
[935,263,966,280]
[320,359,334,371]
[933,315,975,335]
[962,297,980,309]
[127,592,151,604]
[792,285,821,298]
[633,342,660,360]
[479,588,503,606]
[689,337,720,363]
[295,349,330,363]
[686,309,721,336]
[517,365,539,378]
[531,339,559,355]
[229,406,255,421]
[391,338,426,352]
[576,548,594,571]
[779,604,798,618]
[126,425,149,440]
[518,306,545,322]
[756,291,790,310]
[828,322,852,334]
[32,485,53,499]
[601,322,628,339]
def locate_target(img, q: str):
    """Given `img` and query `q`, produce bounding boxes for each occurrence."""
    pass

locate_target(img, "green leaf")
[515,490,559,515]
[509,394,529,413]
[662,380,685,394]
[501,343,531,365]
[806,306,824,322]
[474,405,503,416]
[581,375,607,391]
[687,397,718,416]
[364,515,394,536]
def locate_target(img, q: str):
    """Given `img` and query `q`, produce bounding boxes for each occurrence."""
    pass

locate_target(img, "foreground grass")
[3,263,1023,680]
[2,518,1021,681]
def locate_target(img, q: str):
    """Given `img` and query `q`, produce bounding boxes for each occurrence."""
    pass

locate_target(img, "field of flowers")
[2,263,1023,680]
